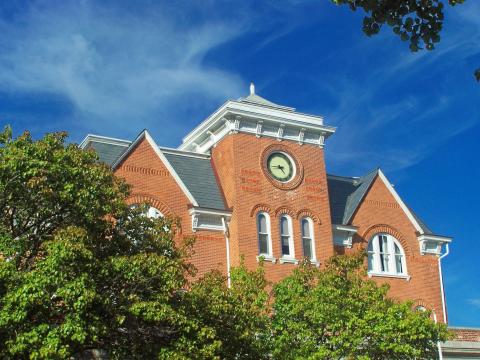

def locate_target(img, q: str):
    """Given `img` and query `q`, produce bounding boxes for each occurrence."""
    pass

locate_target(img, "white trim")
[377,169,424,234]
[301,217,317,262]
[332,224,357,248]
[439,243,450,323]
[221,217,231,288]
[418,234,452,256]
[257,211,273,258]
[367,272,411,281]
[190,208,232,233]
[256,255,277,263]
[179,100,336,153]
[279,257,299,264]
[79,134,131,149]
[367,233,409,277]
[189,207,232,218]
[279,214,295,260]
[112,130,199,207]
[159,147,211,159]
[332,224,358,232]
[418,234,452,243]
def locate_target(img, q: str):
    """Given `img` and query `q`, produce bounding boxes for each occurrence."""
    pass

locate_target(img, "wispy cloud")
[468,299,480,308]
[0,1,249,141]
[319,1,480,176]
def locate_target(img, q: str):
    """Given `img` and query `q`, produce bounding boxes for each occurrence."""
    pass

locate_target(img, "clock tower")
[179,87,336,283]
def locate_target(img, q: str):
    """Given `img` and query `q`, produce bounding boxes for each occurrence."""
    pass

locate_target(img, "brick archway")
[361,224,413,257]
[274,206,296,218]
[296,208,320,223]
[126,193,174,217]
[250,203,273,217]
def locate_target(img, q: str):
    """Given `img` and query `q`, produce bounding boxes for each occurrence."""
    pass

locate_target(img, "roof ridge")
[342,168,379,224]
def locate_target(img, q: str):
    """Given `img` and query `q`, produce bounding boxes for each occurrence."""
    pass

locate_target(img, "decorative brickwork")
[296,208,320,223]
[274,205,296,218]
[126,193,174,217]
[250,203,273,217]
[451,328,480,342]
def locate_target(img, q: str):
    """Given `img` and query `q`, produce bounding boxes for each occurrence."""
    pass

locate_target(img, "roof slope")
[163,151,226,211]
[85,140,130,166]
[327,169,378,225]
[327,169,433,235]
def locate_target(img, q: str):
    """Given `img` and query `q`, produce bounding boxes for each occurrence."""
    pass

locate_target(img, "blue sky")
[1,0,479,327]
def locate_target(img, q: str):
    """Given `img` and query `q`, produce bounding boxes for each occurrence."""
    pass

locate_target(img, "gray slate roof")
[87,141,129,166]
[163,152,226,210]
[237,93,295,111]
[327,169,378,225]
[327,169,433,235]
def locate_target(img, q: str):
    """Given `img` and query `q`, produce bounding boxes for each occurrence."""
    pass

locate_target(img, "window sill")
[309,259,320,267]
[368,272,411,281]
[256,255,277,263]
[279,257,299,265]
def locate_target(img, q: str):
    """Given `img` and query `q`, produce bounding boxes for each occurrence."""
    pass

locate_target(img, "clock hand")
[274,165,286,174]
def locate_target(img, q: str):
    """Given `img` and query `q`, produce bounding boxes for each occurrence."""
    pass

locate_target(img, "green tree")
[0,127,269,359]
[181,261,271,360]
[271,253,449,360]
[331,0,479,80]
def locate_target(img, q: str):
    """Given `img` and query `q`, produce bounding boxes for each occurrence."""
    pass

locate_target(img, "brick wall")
[450,328,480,342]
[112,132,445,322]
[114,137,227,279]
[212,132,334,284]
[345,176,446,322]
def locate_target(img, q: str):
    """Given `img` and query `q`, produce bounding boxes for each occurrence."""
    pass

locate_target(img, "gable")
[350,172,422,234]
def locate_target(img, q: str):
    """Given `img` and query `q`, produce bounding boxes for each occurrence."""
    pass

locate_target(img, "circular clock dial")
[267,152,294,182]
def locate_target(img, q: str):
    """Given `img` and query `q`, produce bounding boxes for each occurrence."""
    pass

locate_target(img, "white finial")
[250,82,255,95]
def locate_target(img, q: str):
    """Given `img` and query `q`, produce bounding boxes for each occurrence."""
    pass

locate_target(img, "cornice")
[179,100,336,153]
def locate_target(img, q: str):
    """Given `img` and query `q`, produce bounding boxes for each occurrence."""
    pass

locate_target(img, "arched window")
[257,212,272,257]
[415,305,427,312]
[301,217,315,261]
[279,215,294,259]
[146,206,163,219]
[367,234,407,276]
[130,204,164,219]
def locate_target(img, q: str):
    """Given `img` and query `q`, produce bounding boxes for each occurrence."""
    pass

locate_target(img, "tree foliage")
[0,126,449,358]
[331,0,479,80]
[271,253,449,359]
[0,127,269,359]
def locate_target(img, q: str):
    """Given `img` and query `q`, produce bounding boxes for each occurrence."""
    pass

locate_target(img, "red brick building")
[80,86,453,325]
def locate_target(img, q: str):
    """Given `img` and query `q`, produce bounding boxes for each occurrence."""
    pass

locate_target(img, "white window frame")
[367,233,409,280]
[279,214,297,263]
[301,217,317,264]
[256,212,275,263]
[146,206,163,219]
[130,204,163,219]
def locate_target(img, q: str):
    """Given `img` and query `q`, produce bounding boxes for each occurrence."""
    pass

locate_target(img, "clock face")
[267,152,294,182]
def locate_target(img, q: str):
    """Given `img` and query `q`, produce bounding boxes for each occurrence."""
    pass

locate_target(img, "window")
[367,234,407,277]
[257,212,272,257]
[131,204,163,219]
[146,206,163,219]
[301,217,315,261]
[279,215,294,258]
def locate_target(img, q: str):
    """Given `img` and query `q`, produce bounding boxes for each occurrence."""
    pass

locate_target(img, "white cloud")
[0,1,248,140]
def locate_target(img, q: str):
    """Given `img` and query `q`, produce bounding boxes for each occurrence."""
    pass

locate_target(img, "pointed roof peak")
[237,83,296,111]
